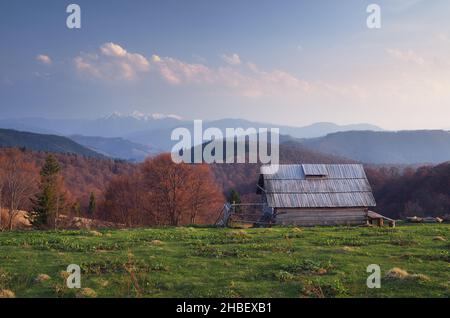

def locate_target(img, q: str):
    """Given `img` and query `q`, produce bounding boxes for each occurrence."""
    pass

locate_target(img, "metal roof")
[258,164,376,208]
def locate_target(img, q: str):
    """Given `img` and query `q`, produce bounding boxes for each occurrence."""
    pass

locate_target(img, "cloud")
[100,42,128,57]
[74,42,150,80]
[73,43,314,98]
[150,54,311,98]
[386,48,425,65]
[386,0,425,12]
[220,53,241,65]
[151,54,213,85]
[36,54,52,65]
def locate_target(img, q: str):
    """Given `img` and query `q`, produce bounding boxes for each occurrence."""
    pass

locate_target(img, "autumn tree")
[101,173,151,226]
[1,149,37,230]
[71,201,81,217]
[141,154,223,226]
[0,156,5,230]
[186,164,223,224]
[141,154,191,226]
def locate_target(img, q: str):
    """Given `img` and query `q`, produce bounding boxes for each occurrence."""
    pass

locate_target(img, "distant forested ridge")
[301,130,450,164]
[366,162,450,218]
[0,129,103,158]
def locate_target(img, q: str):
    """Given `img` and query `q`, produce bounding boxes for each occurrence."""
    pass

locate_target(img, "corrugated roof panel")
[262,164,368,180]
[267,192,376,208]
[265,179,372,194]
[325,164,367,179]
[259,164,376,208]
[261,165,304,179]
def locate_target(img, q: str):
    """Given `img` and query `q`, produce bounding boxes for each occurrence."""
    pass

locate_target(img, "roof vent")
[302,164,328,178]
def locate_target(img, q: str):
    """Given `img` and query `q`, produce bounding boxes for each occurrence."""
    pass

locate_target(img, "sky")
[1,0,450,130]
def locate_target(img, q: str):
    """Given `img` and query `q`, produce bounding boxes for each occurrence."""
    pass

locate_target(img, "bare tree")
[3,151,37,230]
[187,164,223,224]
[0,162,5,231]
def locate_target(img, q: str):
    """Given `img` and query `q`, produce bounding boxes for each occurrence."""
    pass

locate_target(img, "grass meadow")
[0,224,448,298]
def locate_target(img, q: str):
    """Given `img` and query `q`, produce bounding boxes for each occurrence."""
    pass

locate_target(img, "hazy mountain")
[0,129,103,158]
[207,138,354,198]
[0,111,184,137]
[301,130,450,164]
[126,119,383,151]
[0,119,57,135]
[0,114,382,142]
[188,119,382,139]
[69,135,156,162]
[281,122,383,138]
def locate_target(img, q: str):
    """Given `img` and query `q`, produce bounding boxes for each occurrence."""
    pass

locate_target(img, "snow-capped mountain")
[0,111,184,137]
[107,111,182,122]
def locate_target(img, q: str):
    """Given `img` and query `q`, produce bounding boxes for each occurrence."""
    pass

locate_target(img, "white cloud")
[100,42,128,57]
[384,0,425,13]
[151,54,213,85]
[110,110,182,121]
[72,43,329,100]
[36,54,52,65]
[220,53,241,65]
[386,48,425,65]
[150,54,312,98]
[74,43,150,80]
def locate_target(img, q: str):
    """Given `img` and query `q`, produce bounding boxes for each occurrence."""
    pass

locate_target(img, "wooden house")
[257,164,377,226]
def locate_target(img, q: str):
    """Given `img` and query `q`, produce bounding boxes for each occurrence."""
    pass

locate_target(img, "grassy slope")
[0,224,448,298]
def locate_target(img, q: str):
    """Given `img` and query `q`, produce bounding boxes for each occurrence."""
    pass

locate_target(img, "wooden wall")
[275,208,368,226]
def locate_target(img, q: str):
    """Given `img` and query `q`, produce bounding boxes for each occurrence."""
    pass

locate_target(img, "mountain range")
[0,112,182,137]
[0,113,450,165]
[0,129,103,158]
[0,112,382,140]
[300,130,450,164]
[69,135,156,162]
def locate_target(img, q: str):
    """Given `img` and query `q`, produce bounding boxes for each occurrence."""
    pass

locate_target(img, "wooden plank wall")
[275,208,368,226]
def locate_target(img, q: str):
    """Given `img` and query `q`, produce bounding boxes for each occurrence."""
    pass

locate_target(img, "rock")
[385,267,410,280]
[35,273,51,283]
[385,267,430,281]
[316,268,328,275]
[76,288,97,298]
[0,289,15,298]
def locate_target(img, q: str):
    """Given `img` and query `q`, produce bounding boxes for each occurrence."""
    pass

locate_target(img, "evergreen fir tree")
[30,155,62,228]
[228,189,241,213]
[228,189,241,204]
[87,192,96,217]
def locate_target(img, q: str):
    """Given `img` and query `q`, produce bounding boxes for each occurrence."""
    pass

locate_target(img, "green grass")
[0,224,449,298]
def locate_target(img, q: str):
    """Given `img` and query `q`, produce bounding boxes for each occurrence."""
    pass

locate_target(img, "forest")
[0,147,449,230]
